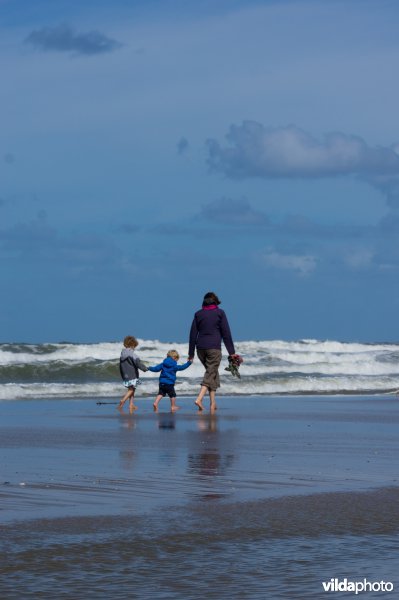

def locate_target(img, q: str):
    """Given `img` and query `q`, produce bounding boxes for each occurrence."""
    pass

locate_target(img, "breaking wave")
[1,339,399,400]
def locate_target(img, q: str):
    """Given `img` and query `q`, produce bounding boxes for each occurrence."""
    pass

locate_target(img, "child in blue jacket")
[148,349,192,412]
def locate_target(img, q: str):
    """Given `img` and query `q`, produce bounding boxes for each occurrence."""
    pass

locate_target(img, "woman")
[189,291,236,412]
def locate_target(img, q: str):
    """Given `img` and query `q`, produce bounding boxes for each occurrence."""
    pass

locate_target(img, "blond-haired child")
[148,349,192,412]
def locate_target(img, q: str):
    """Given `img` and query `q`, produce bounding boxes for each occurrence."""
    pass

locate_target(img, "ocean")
[1,338,399,400]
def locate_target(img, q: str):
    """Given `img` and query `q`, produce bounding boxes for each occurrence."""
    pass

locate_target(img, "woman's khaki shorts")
[197,348,222,391]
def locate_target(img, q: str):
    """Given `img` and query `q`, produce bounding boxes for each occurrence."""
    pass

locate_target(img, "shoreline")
[2,389,399,403]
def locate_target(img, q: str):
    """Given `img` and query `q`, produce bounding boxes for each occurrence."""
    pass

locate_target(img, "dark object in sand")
[225,354,243,378]
[96,401,119,405]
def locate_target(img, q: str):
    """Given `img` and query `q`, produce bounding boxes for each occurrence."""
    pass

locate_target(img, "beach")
[1,394,398,598]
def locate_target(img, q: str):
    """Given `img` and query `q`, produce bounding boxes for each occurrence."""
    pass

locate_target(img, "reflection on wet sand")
[118,414,137,469]
[119,449,136,470]
[187,415,236,499]
[157,413,177,430]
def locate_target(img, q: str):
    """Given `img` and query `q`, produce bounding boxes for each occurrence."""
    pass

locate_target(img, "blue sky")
[1,0,399,343]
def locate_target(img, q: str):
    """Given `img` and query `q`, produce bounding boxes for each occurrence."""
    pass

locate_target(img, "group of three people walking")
[119,291,236,412]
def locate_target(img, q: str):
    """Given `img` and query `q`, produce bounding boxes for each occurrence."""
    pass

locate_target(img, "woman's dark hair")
[203,292,221,306]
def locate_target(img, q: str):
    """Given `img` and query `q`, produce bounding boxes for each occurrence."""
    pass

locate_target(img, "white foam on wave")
[0,342,120,365]
[262,339,399,353]
[1,374,399,400]
[0,382,120,400]
[267,350,379,365]
[0,340,191,366]
[0,379,190,401]
[241,361,399,376]
[2,338,399,399]
[1,338,398,365]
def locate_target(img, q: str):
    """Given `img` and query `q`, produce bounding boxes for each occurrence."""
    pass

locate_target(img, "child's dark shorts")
[158,383,176,398]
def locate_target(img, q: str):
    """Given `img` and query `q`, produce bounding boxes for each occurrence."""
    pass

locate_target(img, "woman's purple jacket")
[189,305,235,358]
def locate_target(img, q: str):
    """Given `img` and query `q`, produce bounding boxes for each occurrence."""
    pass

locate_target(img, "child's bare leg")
[170,397,180,412]
[129,389,138,412]
[153,394,163,411]
[209,390,217,413]
[195,385,208,411]
[118,388,133,409]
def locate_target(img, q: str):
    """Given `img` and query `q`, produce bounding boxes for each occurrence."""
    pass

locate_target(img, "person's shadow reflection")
[187,414,235,499]
[157,412,176,430]
[119,414,137,470]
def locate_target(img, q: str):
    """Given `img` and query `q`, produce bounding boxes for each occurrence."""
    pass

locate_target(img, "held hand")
[188,357,194,362]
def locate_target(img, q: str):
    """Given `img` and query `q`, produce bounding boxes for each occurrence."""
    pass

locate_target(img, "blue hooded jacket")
[148,356,191,385]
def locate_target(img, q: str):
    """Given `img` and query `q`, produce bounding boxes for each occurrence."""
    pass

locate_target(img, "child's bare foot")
[153,403,159,412]
[171,405,180,412]
[195,400,204,411]
[210,404,217,413]
[129,404,138,413]
[118,401,125,410]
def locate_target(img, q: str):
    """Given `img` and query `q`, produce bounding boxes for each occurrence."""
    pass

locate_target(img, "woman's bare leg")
[195,385,208,411]
[209,389,217,413]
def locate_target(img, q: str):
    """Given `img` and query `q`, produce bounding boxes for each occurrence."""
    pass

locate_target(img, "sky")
[1,0,399,343]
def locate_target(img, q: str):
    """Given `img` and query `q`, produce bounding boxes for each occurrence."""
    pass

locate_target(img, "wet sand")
[1,395,398,598]
[1,394,398,522]
[1,487,398,599]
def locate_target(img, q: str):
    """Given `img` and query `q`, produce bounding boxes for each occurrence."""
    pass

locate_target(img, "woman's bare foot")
[171,405,180,412]
[210,403,217,413]
[195,400,204,411]
[129,404,138,414]
[117,401,125,410]
[153,403,159,412]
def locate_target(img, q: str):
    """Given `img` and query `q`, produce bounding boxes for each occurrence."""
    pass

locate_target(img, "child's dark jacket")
[119,348,148,381]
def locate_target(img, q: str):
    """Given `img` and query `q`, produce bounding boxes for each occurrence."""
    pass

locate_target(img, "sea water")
[1,338,399,400]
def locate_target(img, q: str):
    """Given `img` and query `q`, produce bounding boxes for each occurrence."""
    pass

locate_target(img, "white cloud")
[259,249,317,275]
[344,248,375,269]
[207,121,399,179]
